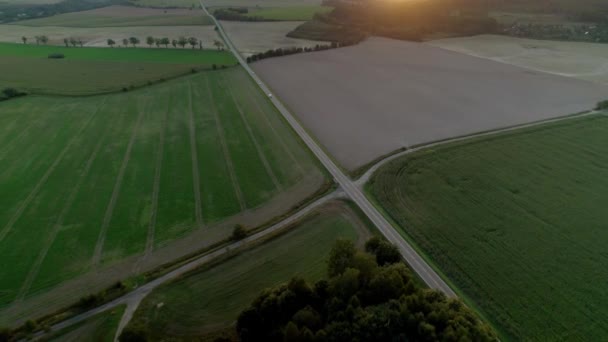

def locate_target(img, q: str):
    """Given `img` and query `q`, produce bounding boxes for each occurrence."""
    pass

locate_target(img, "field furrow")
[187,82,204,227]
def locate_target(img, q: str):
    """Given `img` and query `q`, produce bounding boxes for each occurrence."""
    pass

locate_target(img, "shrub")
[596,100,608,110]
[231,224,248,241]
[47,53,65,59]
[1,87,26,101]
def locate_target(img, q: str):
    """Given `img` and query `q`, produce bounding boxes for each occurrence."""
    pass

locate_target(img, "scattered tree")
[77,39,84,47]
[40,35,49,44]
[198,39,203,50]
[171,39,177,48]
[21,36,27,44]
[107,38,116,48]
[122,38,129,47]
[155,38,161,48]
[213,39,224,50]
[69,37,77,47]
[63,38,69,47]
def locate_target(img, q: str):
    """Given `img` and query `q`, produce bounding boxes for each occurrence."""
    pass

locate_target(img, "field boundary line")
[238,73,305,174]
[187,82,204,227]
[222,74,282,191]
[356,110,603,186]
[145,95,171,256]
[91,96,148,267]
[15,99,110,302]
[0,103,98,243]
[205,76,246,210]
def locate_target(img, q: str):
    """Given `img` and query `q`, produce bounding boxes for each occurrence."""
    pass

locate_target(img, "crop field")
[428,34,608,85]
[43,306,125,342]
[245,5,332,21]
[253,37,608,171]
[221,21,323,56]
[126,202,369,340]
[0,24,218,47]
[368,114,608,340]
[0,43,236,94]
[206,0,321,8]
[14,6,212,27]
[129,0,199,8]
[0,67,323,313]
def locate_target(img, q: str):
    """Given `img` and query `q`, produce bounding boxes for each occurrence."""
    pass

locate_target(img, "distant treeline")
[0,0,126,24]
[214,7,270,22]
[246,41,356,63]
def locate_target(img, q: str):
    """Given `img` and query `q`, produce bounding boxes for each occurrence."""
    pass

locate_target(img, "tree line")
[233,238,497,341]
[246,41,356,63]
[16,35,225,50]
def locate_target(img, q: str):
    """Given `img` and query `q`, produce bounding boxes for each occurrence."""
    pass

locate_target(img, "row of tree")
[107,36,225,50]
[246,41,355,63]
[19,35,48,45]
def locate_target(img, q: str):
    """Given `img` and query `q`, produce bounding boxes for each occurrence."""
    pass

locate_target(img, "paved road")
[356,110,602,186]
[202,2,456,298]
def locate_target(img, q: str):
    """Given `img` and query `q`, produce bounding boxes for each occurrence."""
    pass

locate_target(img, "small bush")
[596,100,608,110]
[1,87,26,101]
[231,224,248,241]
[47,53,65,59]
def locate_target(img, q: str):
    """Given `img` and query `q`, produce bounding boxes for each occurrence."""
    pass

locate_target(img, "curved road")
[202,2,456,297]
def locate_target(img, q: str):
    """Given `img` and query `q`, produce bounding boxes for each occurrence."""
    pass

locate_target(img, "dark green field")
[0,43,236,94]
[0,67,321,310]
[126,204,368,340]
[245,5,331,21]
[369,114,608,340]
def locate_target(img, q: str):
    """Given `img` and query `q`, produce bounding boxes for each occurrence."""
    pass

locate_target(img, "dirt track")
[253,37,608,170]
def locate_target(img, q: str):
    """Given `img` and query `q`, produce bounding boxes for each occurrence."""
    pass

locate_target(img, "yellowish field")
[428,34,608,85]
[0,24,218,47]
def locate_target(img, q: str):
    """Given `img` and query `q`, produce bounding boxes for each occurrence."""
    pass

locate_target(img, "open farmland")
[0,24,218,47]
[221,21,325,56]
[253,37,608,171]
[368,114,608,340]
[126,202,370,340]
[0,43,236,94]
[205,0,321,8]
[428,34,608,85]
[0,67,324,322]
[14,5,212,27]
[129,0,199,8]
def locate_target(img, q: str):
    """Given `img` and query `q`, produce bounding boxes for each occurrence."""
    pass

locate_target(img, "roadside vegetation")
[123,205,368,341]
[39,305,125,342]
[236,238,495,341]
[368,114,608,340]
[0,67,322,314]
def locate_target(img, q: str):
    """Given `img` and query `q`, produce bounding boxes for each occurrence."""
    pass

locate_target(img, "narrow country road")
[201,2,456,297]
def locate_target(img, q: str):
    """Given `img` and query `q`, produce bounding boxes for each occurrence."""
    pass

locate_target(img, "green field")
[15,12,212,27]
[126,205,368,340]
[368,114,608,341]
[0,43,236,94]
[0,67,321,309]
[42,306,125,342]
[246,5,332,21]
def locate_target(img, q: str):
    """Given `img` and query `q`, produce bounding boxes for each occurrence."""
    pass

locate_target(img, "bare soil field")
[0,25,218,47]
[220,21,324,56]
[427,35,608,85]
[253,37,608,171]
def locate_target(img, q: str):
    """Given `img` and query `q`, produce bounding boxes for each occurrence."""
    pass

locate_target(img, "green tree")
[146,35,155,47]
[188,36,198,49]
[63,38,69,47]
[40,35,49,44]
[161,37,170,48]
[327,239,356,277]
[171,39,177,48]
[69,37,77,47]
[284,321,300,342]
[213,39,224,50]
[122,38,129,47]
[21,36,27,44]
[107,38,116,48]
[177,36,187,48]
[129,36,140,47]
